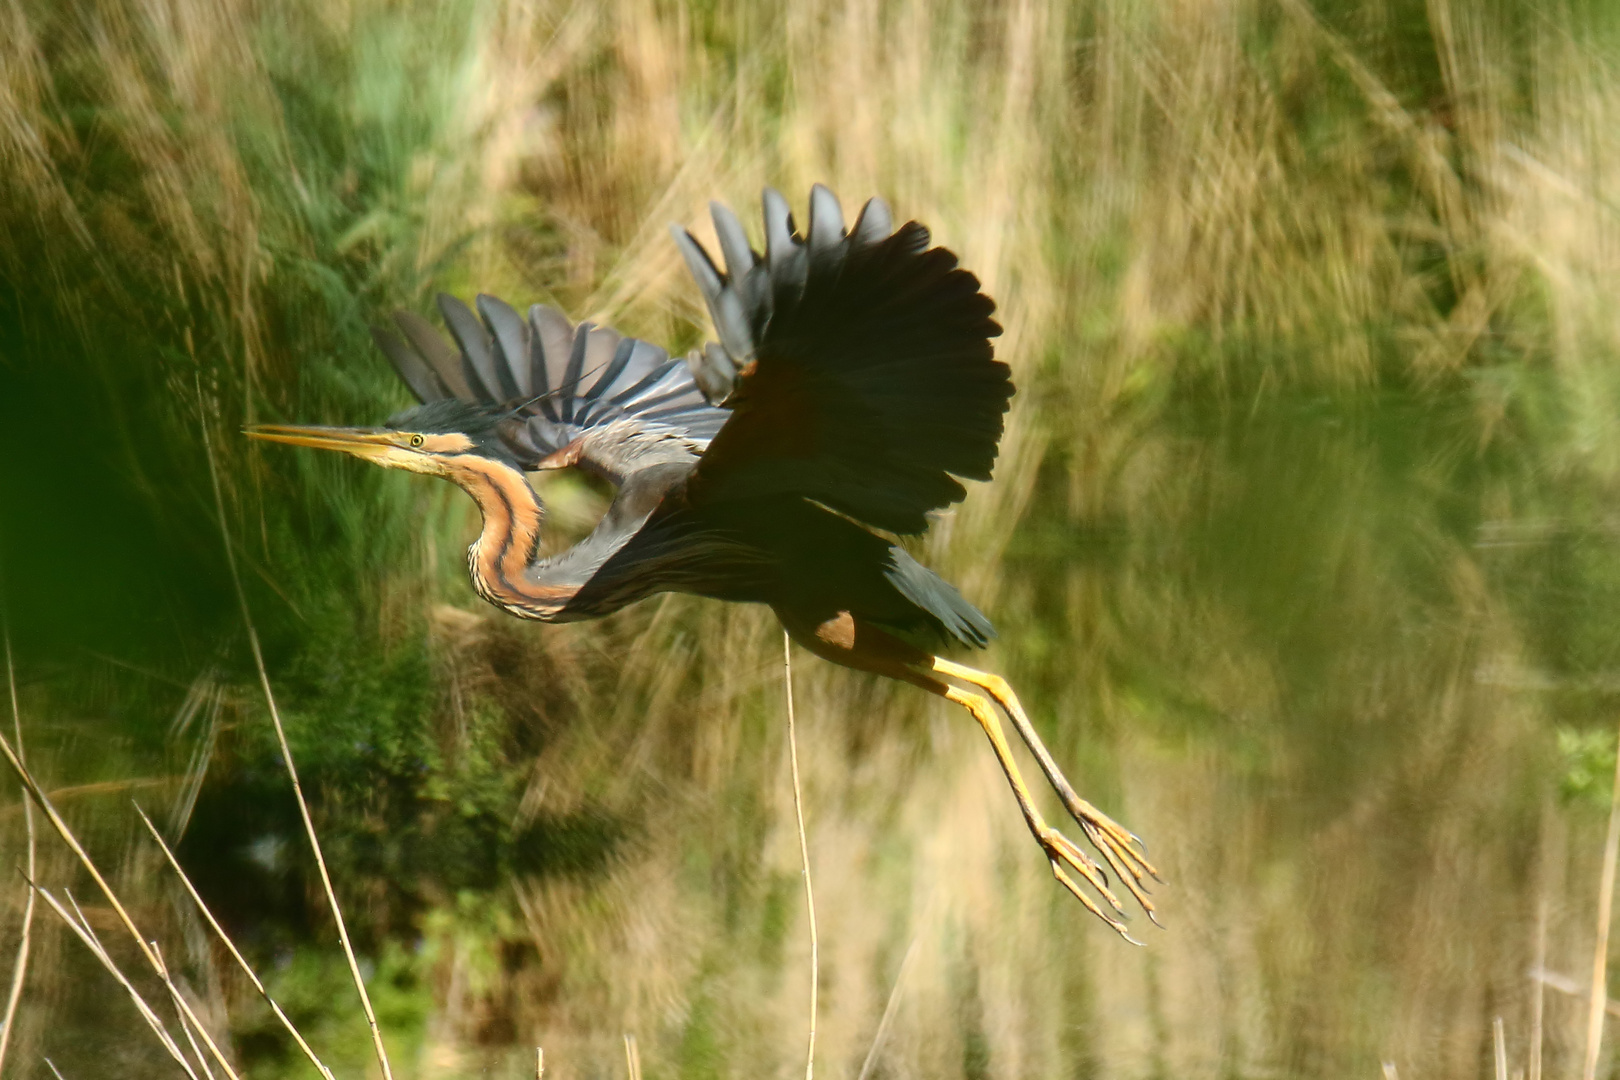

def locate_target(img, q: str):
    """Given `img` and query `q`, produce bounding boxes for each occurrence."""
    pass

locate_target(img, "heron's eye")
[409,434,424,448]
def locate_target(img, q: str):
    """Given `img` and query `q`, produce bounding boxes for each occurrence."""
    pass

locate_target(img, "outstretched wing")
[671,186,1011,535]
[372,293,730,482]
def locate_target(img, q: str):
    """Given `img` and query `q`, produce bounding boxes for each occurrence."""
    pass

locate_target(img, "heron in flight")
[248,186,1159,936]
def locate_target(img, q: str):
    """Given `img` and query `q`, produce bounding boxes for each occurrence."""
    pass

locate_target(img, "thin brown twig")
[200,402,395,1080]
[0,726,239,1079]
[783,631,817,1080]
[0,627,37,1073]
[135,804,335,1080]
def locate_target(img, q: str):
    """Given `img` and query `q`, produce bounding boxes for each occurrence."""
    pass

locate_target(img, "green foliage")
[1559,726,1618,810]
[238,940,432,1078]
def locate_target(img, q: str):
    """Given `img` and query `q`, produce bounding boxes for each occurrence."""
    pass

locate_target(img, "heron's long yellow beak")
[245,424,397,459]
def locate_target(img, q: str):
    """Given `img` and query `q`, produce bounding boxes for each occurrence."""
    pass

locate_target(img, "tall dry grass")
[6,0,1620,1077]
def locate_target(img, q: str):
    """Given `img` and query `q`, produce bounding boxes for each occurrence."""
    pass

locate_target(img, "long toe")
[1077,816,1160,926]
[1039,826,1152,939]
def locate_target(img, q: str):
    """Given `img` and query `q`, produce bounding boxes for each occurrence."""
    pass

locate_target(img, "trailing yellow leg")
[771,606,1159,936]
[933,683,1138,940]
[933,658,1161,927]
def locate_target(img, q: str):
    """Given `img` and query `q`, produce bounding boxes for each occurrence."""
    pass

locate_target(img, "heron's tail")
[884,547,995,648]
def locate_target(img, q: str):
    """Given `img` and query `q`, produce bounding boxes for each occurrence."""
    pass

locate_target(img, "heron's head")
[246,400,520,477]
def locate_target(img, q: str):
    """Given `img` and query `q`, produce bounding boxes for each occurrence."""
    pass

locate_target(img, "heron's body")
[456,450,988,650]
[249,187,1160,937]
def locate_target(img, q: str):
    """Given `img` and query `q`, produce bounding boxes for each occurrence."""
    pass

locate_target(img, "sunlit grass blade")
[0,727,239,1079]
[0,627,36,1075]
[134,804,336,1080]
[201,393,394,1080]
[28,883,198,1080]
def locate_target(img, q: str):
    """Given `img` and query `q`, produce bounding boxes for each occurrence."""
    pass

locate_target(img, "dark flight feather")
[374,294,729,480]
[677,186,1012,535]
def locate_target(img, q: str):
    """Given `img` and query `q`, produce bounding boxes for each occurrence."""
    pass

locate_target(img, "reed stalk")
[1583,719,1620,1080]
[134,805,335,1080]
[200,407,395,1080]
[0,629,36,1074]
[784,630,817,1080]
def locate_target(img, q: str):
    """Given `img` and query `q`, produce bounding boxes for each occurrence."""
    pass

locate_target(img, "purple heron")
[248,186,1159,936]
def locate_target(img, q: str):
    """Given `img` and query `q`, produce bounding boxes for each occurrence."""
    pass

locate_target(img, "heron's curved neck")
[444,456,571,618]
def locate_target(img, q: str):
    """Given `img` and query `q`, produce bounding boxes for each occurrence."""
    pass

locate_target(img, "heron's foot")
[1063,798,1161,929]
[926,656,1165,933]
[1037,824,1144,941]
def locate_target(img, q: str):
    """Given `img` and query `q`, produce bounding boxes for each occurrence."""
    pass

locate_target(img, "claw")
[1044,829,1126,914]
[1058,802,1163,930]
[1082,822,1159,924]
[1078,811,1159,887]
[1050,859,1131,939]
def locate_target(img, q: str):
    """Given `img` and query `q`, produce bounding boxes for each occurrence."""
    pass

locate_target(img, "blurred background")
[5,0,1620,1076]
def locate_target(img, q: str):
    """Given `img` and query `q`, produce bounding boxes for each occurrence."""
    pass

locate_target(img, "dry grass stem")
[784,631,817,1080]
[536,1046,544,1080]
[1584,720,1620,1080]
[856,934,920,1080]
[623,1034,641,1080]
[30,883,198,1079]
[1533,895,1547,1080]
[1494,1017,1507,1080]
[1529,967,1620,1018]
[154,941,221,1080]
[0,724,238,1077]
[134,804,334,1079]
[200,411,395,1080]
[0,628,36,1074]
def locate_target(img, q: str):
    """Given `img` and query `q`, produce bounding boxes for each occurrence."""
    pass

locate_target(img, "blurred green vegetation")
[7,0,1620,1077]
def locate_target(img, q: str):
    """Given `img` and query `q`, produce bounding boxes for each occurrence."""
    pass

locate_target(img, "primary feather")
[372,294,728,482]
[674,185,1012,535]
